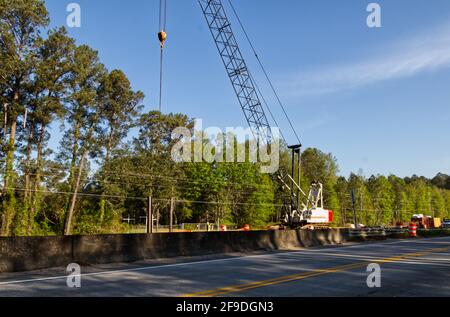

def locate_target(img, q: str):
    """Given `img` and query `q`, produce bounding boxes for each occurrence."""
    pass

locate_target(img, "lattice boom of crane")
[199,0,273,145]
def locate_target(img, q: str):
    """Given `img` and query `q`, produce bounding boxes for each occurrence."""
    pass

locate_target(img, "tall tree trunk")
[65,124,80,213]
[24,124,34,201]
[64,114,97,235]
[2,120,16,189]
[64,151,86,236]
[1,93,18,236]
[99,134,113,225]
[2,98,17,190]
[16,121,34,235]
[29,124,46,233]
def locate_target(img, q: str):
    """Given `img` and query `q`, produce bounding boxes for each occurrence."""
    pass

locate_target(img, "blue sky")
[44,0,450,178]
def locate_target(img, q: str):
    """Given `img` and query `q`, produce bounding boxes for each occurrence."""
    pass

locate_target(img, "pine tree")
[96,70,143,225]
[0,0,49,235]
[58,45,105,235]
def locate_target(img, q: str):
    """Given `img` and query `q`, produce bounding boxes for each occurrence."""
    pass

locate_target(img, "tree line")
[1,0,449,236]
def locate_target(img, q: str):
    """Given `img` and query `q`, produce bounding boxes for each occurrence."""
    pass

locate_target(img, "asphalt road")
[1,236,449,297]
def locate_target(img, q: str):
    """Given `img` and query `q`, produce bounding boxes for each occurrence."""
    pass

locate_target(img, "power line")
[4,187,146,201]
[12,165,280,190]
[9,186,444,212]
[3,187,286,208]
[19,171,276,195]
[154,198,284,207]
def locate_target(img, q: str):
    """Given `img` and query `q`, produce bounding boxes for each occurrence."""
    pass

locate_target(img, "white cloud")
[282,21,450,97]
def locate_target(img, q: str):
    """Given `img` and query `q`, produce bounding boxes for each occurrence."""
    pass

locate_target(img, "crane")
[158,0,332,228]
[198,0,273,145]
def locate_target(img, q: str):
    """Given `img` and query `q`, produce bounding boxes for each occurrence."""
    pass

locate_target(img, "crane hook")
[158,30,167,48]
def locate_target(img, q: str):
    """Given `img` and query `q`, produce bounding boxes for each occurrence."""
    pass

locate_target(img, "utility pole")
[147,196,153,234]
[429,191,433,217]
[169,197,174,233]
[156,206,159,233]
[351,190,358,228]
[342,204,346,225]
[360,191,363,216]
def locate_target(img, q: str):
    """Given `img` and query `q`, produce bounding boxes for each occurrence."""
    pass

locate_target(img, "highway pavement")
[0,236,449,297]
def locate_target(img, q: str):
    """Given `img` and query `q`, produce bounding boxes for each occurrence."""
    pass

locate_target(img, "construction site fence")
[122,223,246,234]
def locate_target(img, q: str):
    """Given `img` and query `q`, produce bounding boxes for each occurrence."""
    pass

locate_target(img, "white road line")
[1,237,448,286]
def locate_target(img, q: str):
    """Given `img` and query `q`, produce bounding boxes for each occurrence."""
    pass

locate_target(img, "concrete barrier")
[0,229,346,273]
[417,228,450,238]
[346,228,450,241]
[0,236,73,273]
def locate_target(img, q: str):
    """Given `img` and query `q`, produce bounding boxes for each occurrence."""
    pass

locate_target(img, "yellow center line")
[180,246,450,297]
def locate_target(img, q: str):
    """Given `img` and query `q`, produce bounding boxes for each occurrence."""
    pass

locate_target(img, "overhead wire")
[159,0,167,31]
[5,187,146,201]
[227,0,302,145]
[5,186,438,213]
[4,187,286,207]
[19,171,278,194]
[159,42,164,112]
[13,164,280,190]
[249,72,288,145]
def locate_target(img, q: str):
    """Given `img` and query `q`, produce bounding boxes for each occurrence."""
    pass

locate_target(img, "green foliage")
[1,0,449,236]
[367,175,394,225]
[431,173,450,190]
[0,0,50,236]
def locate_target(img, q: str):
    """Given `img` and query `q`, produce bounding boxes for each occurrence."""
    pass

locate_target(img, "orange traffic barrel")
[220,225,227,232]
[243,224,250,231]
[408,222,417,237]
